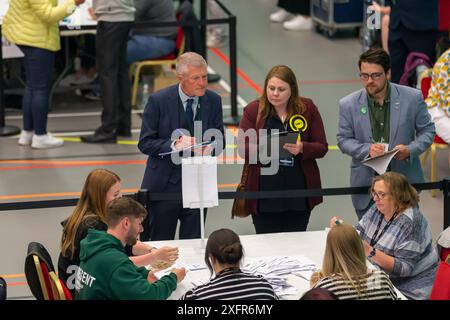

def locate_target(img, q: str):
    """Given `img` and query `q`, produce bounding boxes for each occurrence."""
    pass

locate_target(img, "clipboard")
[158,140,216,157]
[361,148,399,162]
[261,131,299,159]
[361,148,400,175]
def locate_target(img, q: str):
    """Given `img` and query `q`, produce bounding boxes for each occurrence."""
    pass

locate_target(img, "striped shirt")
[313,269,398,300]
[355,205,439,300]
[179,269,278,300]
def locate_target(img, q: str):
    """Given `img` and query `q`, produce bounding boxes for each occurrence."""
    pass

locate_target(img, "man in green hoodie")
[76,196,186,299]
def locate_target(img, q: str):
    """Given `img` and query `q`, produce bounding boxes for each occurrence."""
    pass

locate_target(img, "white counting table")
[146,230,406,300]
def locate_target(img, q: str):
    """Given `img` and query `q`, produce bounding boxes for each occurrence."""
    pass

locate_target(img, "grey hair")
[176,52,207,76]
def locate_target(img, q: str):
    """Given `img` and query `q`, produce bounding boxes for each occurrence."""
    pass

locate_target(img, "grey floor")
[0,0,448,299]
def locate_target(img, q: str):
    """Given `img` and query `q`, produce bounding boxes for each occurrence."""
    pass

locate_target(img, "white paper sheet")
[181,156,218,209]
[242,255,317,297]
[361,149,400,175]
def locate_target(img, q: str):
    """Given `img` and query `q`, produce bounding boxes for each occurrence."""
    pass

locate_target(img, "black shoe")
[80,132,117,143]
[207,73,221,83]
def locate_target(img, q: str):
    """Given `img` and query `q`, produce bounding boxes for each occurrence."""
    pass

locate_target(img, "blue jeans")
[126,35,176,65]
[18,45,55,135]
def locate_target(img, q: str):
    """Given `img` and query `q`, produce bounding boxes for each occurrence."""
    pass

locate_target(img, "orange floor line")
[0,160,146,171]
[0,273,25,279]
[0,160,145,165]
[6,282,27,287]
[210,47,263,95]
[0,156,241,172]
[0,185,238,201]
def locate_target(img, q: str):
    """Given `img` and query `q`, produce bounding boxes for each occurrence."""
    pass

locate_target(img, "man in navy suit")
[388,0,438,83]
[138,52,224,240]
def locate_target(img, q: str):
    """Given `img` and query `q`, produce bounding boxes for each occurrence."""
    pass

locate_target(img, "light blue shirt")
[178,85,199,119]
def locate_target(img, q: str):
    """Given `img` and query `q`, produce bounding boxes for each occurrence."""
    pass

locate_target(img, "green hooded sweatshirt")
[76,229,177,300]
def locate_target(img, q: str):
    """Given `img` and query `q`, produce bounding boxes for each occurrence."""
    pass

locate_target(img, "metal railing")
[1,179,449,229]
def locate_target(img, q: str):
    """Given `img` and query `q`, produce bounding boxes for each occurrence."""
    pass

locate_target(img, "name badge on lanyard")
[280,157,294,167]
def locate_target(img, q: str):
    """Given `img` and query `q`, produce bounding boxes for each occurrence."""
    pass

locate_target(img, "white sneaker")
[18,130,34,146]
[270,9,293,23]
[207,31,227,48]
[31,133,64,149]
[283,16,313,31]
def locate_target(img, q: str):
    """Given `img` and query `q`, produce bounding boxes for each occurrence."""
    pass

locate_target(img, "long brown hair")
[259,65,306,120]
[321,223,368,297]
[371,172,419,213]
[60,169,120,259]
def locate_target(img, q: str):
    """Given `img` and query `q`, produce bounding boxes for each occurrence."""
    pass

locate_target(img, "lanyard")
[370,211,398,248]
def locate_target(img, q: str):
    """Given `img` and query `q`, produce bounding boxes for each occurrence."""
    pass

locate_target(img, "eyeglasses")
[360,72,384,81]
[371,190,390,200]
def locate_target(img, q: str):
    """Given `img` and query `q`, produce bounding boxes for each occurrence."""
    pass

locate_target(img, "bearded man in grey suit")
[337,48,435,219]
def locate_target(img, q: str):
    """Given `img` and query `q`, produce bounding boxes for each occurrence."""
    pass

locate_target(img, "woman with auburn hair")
[331,172,439,300]
[58,168,178,297]
[310,223,397,300]
[238,65,328,233]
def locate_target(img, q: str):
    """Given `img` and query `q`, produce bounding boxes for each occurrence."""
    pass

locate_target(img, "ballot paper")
[181,156,218,209]
[242,255,317,297]
[361,148,400,175]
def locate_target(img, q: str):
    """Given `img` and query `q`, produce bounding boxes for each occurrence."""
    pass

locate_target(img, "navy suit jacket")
[138,84,224,192]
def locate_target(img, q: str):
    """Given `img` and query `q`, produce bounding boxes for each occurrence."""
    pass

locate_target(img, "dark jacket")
[388,0,438,31]
[238,98,328,214]
[132,0,177,38]
[58,214,133,297]
[177,0,203,53]
[76,229,177,300]
[138,84,224,192]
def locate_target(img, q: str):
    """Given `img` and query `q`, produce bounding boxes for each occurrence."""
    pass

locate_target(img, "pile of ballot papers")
[242,255,317,296]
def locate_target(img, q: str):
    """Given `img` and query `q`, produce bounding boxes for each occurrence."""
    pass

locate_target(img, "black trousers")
[252,210,311,234]
[96,21,132,134]
[278,0,310,16]
[388,23,438,84]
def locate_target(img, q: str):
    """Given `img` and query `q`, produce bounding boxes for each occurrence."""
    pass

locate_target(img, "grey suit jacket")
[337,83,435,210]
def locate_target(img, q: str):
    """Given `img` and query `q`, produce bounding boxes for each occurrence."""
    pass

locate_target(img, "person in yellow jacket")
[3,0,85,149]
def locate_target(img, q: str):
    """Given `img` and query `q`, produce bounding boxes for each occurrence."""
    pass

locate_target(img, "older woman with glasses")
[331,172,439,300]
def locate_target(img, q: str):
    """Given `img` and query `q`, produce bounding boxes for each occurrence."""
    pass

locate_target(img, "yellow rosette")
[289,115,308,141]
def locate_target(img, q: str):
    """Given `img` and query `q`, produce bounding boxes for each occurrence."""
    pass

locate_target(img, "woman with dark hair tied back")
[180,229,278,300]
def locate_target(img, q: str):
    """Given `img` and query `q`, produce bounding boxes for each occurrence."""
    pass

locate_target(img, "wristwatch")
[368,247,376,258]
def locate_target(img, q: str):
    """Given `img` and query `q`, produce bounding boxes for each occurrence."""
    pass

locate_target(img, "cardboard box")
[153,69,178,92]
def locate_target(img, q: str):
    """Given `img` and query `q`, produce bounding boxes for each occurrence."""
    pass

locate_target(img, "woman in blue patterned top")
[332,172,439,299]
